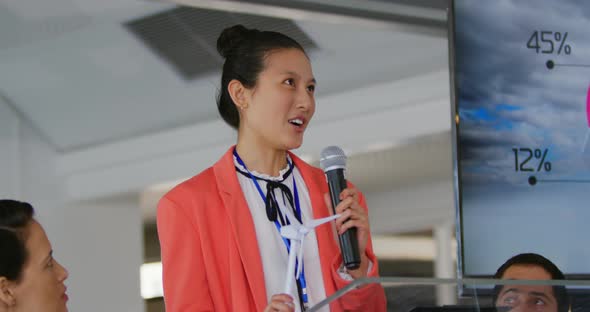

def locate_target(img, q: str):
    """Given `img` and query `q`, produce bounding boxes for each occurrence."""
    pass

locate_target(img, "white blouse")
[234,155,330,312]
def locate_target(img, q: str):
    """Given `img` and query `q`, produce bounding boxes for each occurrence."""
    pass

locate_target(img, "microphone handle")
[326,169,361,270]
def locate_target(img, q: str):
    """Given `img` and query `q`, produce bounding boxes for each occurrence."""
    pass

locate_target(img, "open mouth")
[288,118,304,127]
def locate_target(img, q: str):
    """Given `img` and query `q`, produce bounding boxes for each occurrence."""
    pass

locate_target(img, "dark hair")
[216,24,306,129]
[493,253,568,312]
[0,200,35,281]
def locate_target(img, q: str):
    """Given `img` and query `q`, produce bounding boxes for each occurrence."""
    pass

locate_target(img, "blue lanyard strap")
[233,149,309,307]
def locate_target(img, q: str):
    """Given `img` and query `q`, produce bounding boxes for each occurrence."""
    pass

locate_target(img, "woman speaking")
[157,25,387,312]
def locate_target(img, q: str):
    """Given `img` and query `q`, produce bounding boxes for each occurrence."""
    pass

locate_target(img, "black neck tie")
[265,180,297,225]
[235,163,300,225]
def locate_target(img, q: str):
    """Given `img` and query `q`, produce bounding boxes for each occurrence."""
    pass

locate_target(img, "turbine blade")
[305,214,341,228]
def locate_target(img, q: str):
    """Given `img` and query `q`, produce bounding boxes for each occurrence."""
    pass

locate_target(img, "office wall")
[0,98,145,311]
[0,98,20,199]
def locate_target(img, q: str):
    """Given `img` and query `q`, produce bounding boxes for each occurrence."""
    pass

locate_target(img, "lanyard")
[233,149,309,309]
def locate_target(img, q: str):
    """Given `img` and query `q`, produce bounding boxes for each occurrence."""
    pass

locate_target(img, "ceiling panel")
[125,7,317,80]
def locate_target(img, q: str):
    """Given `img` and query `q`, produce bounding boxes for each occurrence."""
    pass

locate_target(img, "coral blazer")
[157,147,387,311]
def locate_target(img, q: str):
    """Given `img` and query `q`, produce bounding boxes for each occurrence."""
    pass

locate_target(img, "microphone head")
[320,146,347,172]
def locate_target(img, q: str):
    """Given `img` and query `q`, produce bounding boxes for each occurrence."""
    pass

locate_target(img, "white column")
[434,221,456,306]
[55,196,145,312]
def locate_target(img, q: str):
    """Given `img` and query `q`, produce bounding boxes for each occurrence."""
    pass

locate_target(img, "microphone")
[320,146,361,270]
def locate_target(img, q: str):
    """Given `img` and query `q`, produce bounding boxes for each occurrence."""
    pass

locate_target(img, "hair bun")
[217,24,257,58]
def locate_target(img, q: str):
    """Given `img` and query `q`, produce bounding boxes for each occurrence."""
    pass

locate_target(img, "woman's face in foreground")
[10,220,69,312]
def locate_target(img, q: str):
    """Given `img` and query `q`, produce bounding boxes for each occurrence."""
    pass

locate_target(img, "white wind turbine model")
[280,213,341,296]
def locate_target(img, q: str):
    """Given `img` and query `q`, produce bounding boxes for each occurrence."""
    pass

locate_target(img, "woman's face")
[239,48,316,150]
[11,220,69,312]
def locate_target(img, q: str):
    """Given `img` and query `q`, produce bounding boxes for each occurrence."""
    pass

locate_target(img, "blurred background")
[0,0,455,311]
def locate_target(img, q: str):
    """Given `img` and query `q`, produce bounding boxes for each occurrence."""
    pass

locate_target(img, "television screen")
[450,0,590,278]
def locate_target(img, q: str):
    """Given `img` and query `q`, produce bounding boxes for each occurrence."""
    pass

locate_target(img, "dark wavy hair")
[216,24,306,129]
[493,253,569,312]
[0,200,35,281]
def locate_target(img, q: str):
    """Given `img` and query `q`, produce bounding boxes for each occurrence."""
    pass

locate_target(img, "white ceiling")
[0,0,448,152]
